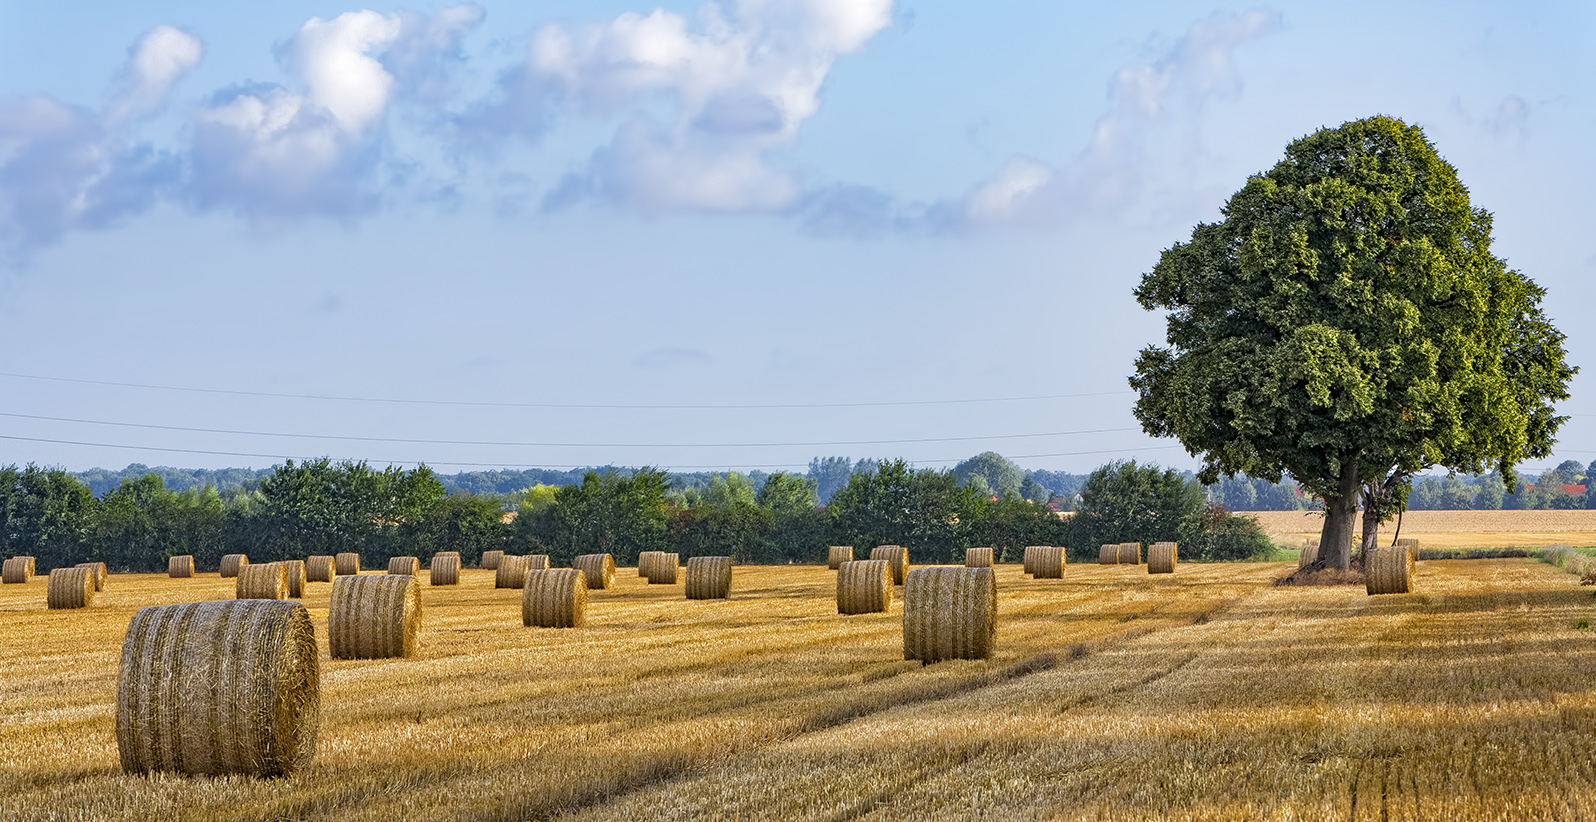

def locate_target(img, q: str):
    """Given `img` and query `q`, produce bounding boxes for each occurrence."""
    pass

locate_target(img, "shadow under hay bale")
[903,566,996,663]
[329,574,420,660]
[523,569,586,628]
[1148,542,1178,574]
[1028,546,1065,579]
[870,545,909,585]
[48,567,95,609]
[836,560,892,615]
[429,554,460,586]
[167,555,194,578]
[305,555,335,582]
[644,553,677,585]
[335,553,361,576]
[965,547,994,568]
[827,546,853,570]
[236,562,288,600]
[117,599,319,777]
[685,556,732,600]
[219,554,248,578]
[387,556,420,576]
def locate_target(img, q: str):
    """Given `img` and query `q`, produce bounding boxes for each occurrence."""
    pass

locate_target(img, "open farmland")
[1243,508,1596,549]
[3,560,1596,821]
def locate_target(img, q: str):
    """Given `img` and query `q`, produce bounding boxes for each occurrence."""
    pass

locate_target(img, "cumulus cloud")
[108,26,205,124]
[476,0,892,214]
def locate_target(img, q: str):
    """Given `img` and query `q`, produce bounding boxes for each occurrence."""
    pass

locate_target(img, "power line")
[0,371,1132,410]
[0,410,1135,449]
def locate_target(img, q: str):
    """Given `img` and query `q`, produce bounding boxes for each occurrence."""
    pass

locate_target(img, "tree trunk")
[1318,454,1361,571]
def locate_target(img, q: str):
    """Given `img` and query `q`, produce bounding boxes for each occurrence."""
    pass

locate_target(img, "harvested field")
[2,560,1595,820]
[1245,508,1596,547]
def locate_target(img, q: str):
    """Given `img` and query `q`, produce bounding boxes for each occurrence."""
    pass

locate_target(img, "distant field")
[3,560,1596,820]
[1242,508,1596,547]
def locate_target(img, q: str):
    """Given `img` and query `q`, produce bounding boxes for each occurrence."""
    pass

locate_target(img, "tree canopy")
[1131,116,1574,568]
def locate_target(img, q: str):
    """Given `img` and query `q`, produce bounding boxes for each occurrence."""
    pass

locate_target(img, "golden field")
[3,559,1596,821]
[1242,508,1596,548]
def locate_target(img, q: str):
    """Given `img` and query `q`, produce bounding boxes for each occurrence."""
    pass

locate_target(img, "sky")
[1,0,1593,479]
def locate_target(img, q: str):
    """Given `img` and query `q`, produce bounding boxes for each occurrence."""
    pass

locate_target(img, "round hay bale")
[526,554,550,571]
[429,554,460,586]
[869,545,909,585]
[1098,544,1118,565]
[836,559,892,615]
[387,556,420,576]
[329,574,420,659]
[1365,544,1413,595]
[480,550,504,570]
[902,566,996,663]
[236,562,288,600]
[637,550,662,577]
[334,553,361,576]
[1148,542,1177,574]
[283,560,307,598]
[522,569,587,628]
[1022,545,1039,575]
[75,562,109,591]
[964,547,994,568]
[2,557,30,584]
[17,556,35,576]
[305,555,335,582]
[1118,542,1142,565]
[685,556,733,600]
[47,567,95,609]
[1029,546,1065,579]
[827,545,853,570]
[576,553,617,589]
[167,555,194,578]
[644,553,677,585]
[219,554,248,578]
[1394,537,1420,551]
[116,599,319,777]
[1299,539,1320,569]
[495,555,530,589]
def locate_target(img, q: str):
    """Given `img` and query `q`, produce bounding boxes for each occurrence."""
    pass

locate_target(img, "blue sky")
[1,1,1593,477]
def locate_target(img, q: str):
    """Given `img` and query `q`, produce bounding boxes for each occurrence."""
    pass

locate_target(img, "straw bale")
[1028,546,1065,579]
[495,555,530,589]
[429,554,460,586]
[1299,539,1320,569]
[219,554,248,578]
[902,566,996,663]
[1118,542,1142,565]
[685,556,733,600]
[1148,541,1178,574]
[481,550,504,570]
[869,545,910,585]
[329,574,420,659]
[522,569,587,628]
[1099,544,1118,565]
[644,552,678,585]
[334,553,361,576]
[47,567,95,609]
[1394,537,1420,550]
[526,554,550,571]
[964,547,994,568]
[306,555,334,582]
[18,556,35,576]
[236,562,288,600]
[116,599,319,777]
[1366,544,1414,595]
[836,560,892,615]
[75,562,109,591]
[576,553,617,589]
[827,546,853,570]
[167,555,194,578]
[283,560,307,598]
[637,551,663,577]
[387,556,420,576]
[2,557,30,584]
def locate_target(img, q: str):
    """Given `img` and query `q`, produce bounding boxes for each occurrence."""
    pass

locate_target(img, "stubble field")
[1243,508,1596,548]
[3,558,1596,821]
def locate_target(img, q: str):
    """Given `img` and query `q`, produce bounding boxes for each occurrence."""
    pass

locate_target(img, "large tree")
[1131,116,1574,570]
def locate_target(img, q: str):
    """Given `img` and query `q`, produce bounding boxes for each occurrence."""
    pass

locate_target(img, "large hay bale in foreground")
[827,546,853,570]
[329,574,420,659]
[870,545,909,585]
[306,555,334,582]
[2,557,30,584]
[836,560,892,615]
[167,555,194,578]
[495,555,530,589]
[219,554,248,578]
[480,550,504,570]
[644,553,678,585]
[47,567,95,609]
[575,553,617,589]
[1299,539,1320,569]
[387,556,420,576]
[1118,542,1142,565]
[1148,542,1177,574]
[75,562,109,591]
[522,569,587,628]
[283,560,307,598]
[637,551,663,577]
[903,567,996,663]
[685,556,733,600]
[1366,544,1414,595]
[429,554,460,586]
[116,599,319,777]
[334,553,361,576]
[236,562,288,600]
[965,547,994,568]
[526,554,550,571]
[1099,544,1118,565]
[1028,546,1065,579]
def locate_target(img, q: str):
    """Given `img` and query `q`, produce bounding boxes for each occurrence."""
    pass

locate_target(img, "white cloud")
[107,25,204,124]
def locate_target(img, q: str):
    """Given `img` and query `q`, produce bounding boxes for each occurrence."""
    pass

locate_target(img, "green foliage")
[806,456,855,504]
[515,468,671,566]
[0,465,95,570]
[1065,461,1205,561]
[825,459,978,564]
[756,472,818,515]
[253,458,447,561]
[953,452,1023,499]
